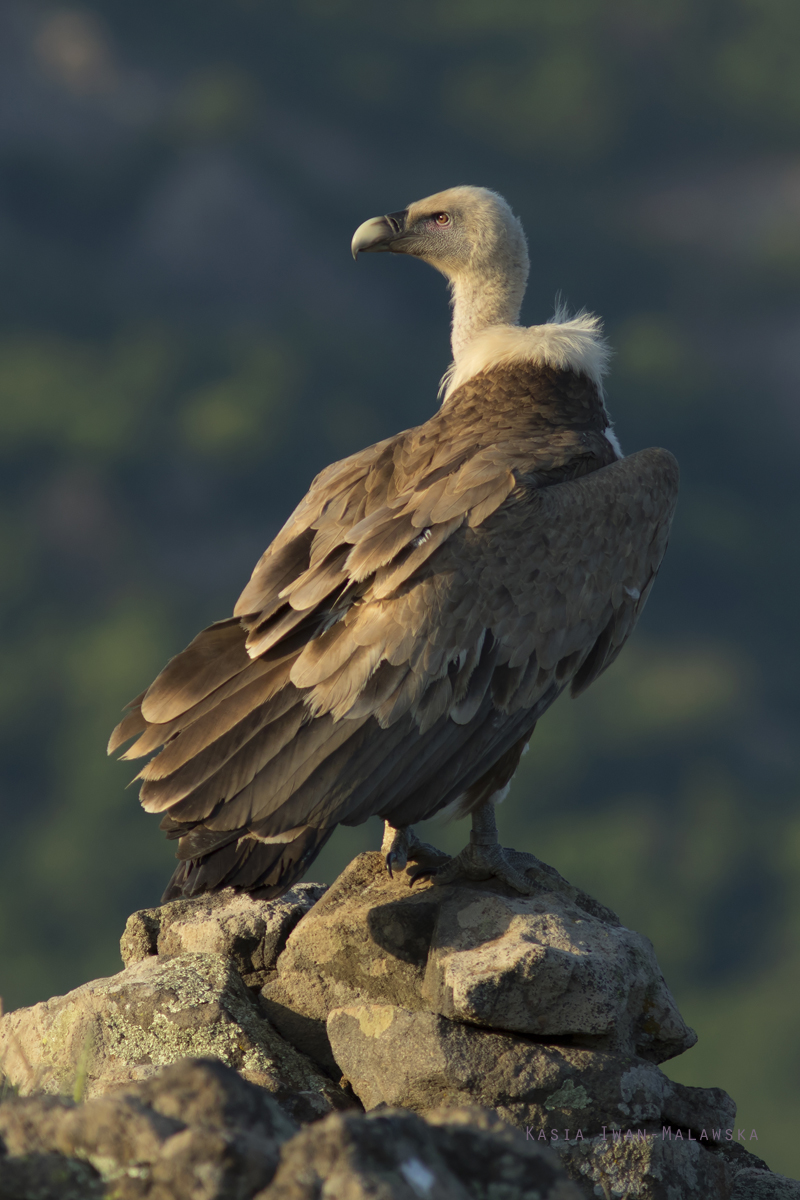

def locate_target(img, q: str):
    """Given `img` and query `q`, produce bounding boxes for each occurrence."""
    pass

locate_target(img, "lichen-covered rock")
[0,953,350,1123]
[730,1167,800,1198]
[259,1105,585,1200]
[0,1090,183,1170]
[0,1064,587,1200]
[326,1003,733,1137]
[0,1152,106,1200]
[260,854,442,1073]
[120,884,326,987]
[0,1059,298,1200]
[422,878,695,1061]
[3,850,793,1199]
[260,853,694,1079]
[558,1132,779,1200]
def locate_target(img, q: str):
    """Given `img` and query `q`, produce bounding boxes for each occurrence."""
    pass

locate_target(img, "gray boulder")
[326,1002,733,1134]
[260,852,695,1078]
[0,1061,585,1200]
[0,952,349,1124]
[0,1152,105,1200]
[0,1058,298,1200]
[260,1105,585,1200]
[558,1133,791,1200]
[121,884,326,987]
[730,1168,800,1198]
[422,872,694,1061]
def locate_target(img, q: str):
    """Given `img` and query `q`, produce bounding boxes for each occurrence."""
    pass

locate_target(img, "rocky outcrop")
[1,849,796,1199]
[560,1134,800,1200]
[263,1105,583,1200]
[0,947,347,1123]
[0,1059,580,1199]
[256,851,794,1198]
[120,884,325,988]
[258,851,696,1076]
[0,1059,296,1200]
[326,1004,734,1132]
[259,849,709,1137]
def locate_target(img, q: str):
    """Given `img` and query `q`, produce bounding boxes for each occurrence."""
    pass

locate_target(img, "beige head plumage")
[352,185,530,359]
[352,185,609,396]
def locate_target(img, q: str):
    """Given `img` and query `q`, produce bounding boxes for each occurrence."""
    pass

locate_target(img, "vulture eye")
[434,212,450,226]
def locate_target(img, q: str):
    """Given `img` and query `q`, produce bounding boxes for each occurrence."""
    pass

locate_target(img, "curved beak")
[351,209,409,259]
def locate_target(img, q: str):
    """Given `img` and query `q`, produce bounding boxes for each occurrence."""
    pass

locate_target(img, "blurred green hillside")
[0,0,798,1176]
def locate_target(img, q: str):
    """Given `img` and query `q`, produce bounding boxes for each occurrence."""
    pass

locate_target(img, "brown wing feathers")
[139,619,252,725]
[110,361,678,900]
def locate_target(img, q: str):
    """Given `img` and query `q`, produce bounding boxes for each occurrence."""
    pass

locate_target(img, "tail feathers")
[108,693,147,755]
[160,823,334,903]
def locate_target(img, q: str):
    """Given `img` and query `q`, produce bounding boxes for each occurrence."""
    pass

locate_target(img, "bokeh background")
[0,0,798,1175]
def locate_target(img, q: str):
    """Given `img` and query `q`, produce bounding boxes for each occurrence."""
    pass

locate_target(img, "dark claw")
[405,841,452,887]
[407,863,438,887]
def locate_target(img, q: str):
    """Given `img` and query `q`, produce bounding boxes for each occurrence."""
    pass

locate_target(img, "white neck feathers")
[441,309,611,401]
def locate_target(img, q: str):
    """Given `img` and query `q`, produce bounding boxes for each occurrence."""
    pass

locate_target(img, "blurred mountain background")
[0,0,798,1174]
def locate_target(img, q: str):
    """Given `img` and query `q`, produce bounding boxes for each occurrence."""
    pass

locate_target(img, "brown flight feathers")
[110,358,679,901]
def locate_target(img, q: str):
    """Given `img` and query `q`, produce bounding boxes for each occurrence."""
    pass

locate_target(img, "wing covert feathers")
[111,358,679,900]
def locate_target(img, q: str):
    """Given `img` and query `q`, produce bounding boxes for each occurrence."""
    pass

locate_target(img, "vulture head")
[352,185,530,358]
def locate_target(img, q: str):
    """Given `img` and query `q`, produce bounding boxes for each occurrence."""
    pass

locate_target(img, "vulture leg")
[381,820,449,879]
[408,729,536,892]
[409,799,535,894]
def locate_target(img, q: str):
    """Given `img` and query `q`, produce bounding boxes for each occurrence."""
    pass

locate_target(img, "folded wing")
[110,380,677,900]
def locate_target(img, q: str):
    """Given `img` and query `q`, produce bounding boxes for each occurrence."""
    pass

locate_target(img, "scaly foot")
[408,840,536,893]
[406,798,536,894]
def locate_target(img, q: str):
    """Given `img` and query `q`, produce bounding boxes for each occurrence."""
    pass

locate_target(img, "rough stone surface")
[326,1002,733,1135]
[260,1105,585,1200]
[0,1152,105,1200]
[730,1168,800,1198]
[0,1063,586,1200]
[261,853,695,1079]
[423,876,694,1061]
[260,854,441,1074]
[121,885,326,987]
[2,847,795,1199]
[558,1134,783,1200]
[0,952,349,1123]
[0,1058,297,1199]
[559,1134,732,1199]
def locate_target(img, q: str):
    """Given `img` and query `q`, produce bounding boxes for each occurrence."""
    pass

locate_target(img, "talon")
[415,841,536,894]
[379,811,535,894]
[407,864,438,887]
[409,799,538,894]
[385,851,400,879]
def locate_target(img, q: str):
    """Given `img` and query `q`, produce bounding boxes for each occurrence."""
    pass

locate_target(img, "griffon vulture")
[109,186,679,901]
